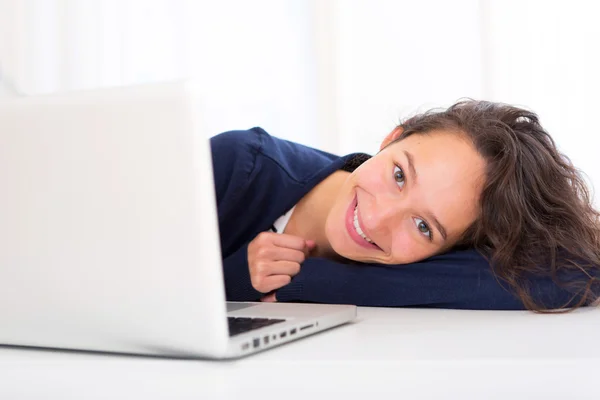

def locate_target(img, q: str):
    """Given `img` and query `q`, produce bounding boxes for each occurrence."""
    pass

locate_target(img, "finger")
[273,236,316,259]
[272,248,307,264]
[257,275,292,293]
[263,260,301,277]
[261,293,277,302]
[253,245,306,264]
[271,233,308,251]
[303,240,316,257]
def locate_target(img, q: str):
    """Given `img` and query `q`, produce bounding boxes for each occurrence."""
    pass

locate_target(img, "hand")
[247,232,315,293]
[261,293,277,302]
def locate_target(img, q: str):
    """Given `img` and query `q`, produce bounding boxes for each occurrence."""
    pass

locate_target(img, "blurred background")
[1,0,599,205]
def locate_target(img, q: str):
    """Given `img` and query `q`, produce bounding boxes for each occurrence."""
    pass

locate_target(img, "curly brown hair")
[397,100,600,312]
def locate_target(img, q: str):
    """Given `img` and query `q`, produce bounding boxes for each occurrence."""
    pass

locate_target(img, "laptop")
[0,81,356,359]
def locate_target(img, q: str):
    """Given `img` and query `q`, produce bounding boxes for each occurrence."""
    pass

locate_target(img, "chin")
[327,237,372,263]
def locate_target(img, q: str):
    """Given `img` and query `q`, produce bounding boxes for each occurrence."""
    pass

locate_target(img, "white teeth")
[353,205,373,244]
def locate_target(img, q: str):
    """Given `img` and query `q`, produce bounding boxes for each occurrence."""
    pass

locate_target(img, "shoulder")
[211,127,340,184]
[209,128,265,209]
[256,130,340,184]
[210,127,265,165]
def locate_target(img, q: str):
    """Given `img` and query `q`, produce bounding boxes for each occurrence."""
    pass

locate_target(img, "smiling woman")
[211,100,600,312]
[321,128,486,265]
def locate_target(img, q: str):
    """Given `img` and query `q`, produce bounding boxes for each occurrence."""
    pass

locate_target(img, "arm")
[221,242,263,301]
[275,249,528,309]
[274,247,589,310]
[210,129,265,301]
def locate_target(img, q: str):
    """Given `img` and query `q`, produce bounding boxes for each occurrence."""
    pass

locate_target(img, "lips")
[345,194,380,250]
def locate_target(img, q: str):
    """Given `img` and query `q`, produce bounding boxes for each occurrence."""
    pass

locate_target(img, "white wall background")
[1,0,599,205]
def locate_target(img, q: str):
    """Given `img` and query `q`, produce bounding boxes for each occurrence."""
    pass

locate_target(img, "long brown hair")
[397,100,600,312]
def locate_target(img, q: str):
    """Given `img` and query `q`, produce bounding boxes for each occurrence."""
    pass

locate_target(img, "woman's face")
[324,128,486,264]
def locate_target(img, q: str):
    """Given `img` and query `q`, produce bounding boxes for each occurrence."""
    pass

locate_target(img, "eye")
[414,218,433,240]
[393,165,405,189]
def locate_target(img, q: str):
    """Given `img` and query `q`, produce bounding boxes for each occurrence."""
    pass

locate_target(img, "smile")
[353,205,373,243]
[345,195,380,250]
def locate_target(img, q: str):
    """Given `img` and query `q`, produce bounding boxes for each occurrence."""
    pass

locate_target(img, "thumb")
[261,292,277,302]
[304,239,316,257]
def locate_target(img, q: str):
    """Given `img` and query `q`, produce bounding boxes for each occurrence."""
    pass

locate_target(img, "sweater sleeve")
[221,242,263,301]
[210,129,260,217]
[274,249,529,309]
[210,130,264,301]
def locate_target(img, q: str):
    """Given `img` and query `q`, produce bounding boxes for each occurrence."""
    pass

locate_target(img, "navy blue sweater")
[211,127,580,310]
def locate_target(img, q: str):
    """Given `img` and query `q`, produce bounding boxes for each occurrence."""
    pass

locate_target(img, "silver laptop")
[0,81,356,359]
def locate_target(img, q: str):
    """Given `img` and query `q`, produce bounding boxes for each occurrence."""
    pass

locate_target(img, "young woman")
[211,100,600,312]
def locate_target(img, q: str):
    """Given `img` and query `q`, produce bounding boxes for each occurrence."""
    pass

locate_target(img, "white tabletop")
[1,306,599,399]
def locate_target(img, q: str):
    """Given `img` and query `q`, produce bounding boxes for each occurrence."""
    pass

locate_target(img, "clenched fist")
[247,232,315,294]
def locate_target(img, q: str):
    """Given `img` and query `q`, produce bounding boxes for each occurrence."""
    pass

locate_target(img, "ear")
[380,126,404,151]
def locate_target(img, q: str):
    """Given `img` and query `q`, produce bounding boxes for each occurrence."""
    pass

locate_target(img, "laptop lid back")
[0,81,230,357]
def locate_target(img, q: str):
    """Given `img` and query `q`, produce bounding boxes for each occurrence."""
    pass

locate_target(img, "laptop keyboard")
[228,317,286,337]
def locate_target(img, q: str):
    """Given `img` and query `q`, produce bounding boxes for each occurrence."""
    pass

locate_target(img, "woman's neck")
[283,170,350,259]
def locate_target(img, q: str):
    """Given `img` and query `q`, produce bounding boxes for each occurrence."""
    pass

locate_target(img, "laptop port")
[300,324,314,331]
[241,343,250,351]
[253,338,260,348]
[280,331,287,338]
[264,335,270,345]
[290,328,297,335]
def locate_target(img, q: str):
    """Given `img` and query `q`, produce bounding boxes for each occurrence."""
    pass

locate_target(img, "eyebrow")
[403,150,448,242]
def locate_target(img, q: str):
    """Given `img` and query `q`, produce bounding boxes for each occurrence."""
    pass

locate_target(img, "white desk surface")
[1,306,599,399]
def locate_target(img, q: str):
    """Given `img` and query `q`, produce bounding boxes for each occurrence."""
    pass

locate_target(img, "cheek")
[324,183,353,238]
[388,226,434,263]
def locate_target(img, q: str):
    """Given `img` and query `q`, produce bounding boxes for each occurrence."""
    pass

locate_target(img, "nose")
[361,192,407,237]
